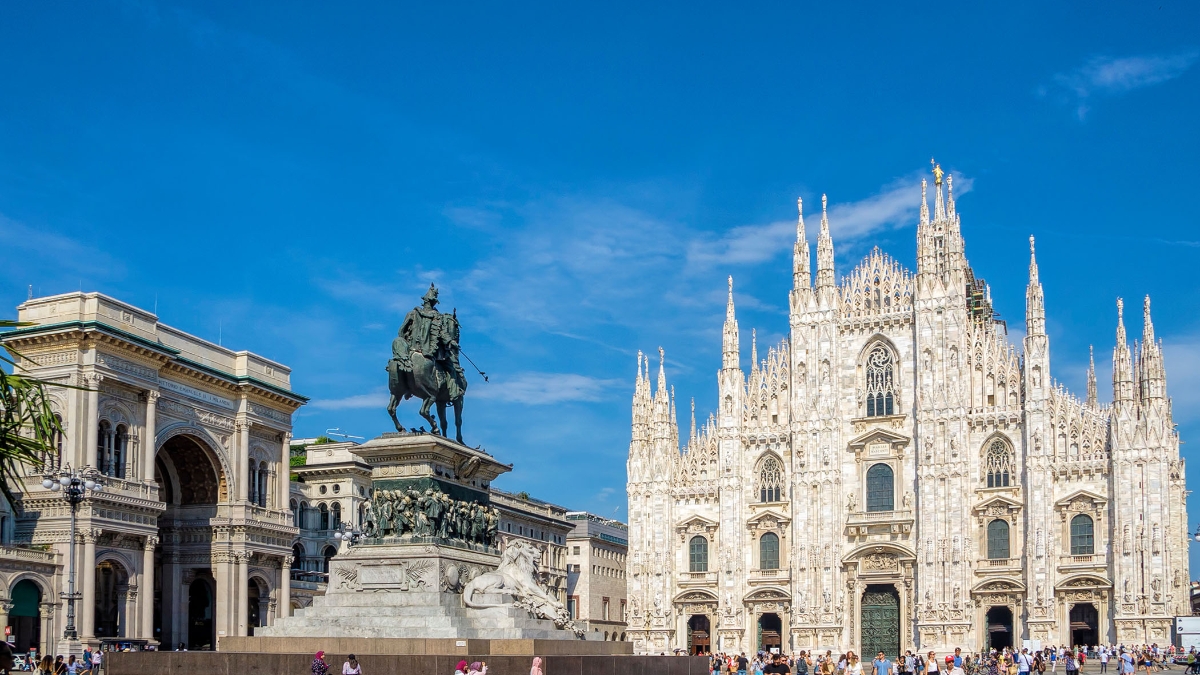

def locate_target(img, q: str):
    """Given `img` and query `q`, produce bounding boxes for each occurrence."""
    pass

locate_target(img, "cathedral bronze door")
[861,586,900,659]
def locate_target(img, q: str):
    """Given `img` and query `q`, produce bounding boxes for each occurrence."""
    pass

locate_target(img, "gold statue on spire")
[931,158,944,186]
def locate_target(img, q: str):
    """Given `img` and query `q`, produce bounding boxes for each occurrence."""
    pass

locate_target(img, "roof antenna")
[27,285,32,301]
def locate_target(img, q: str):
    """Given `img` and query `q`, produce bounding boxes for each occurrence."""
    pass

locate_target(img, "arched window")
[331,502,342,530]
[321,545,337,574]
[760,532,780,570]
[97,421,113,475]
[757,456,784,503]
[984,439,1014,488]
[49,413,63,468]
[291,544,305,578]
[248,460,258,504]
[290,499,299,524]
[1070,515,1094,555]
[865,463,894,512]
[864,345,896,417]
[689,536,708,573]
[299,502,310,530]
[987,519,1010,559]
[257,461,269,507]
[318,503,330,531]
[112,424,127,478]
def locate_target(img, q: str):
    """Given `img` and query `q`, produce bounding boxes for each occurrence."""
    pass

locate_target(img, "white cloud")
[309,389,390,410]
[473,372,625,405]
[1053,50,1199,119]
[687,173,974,269]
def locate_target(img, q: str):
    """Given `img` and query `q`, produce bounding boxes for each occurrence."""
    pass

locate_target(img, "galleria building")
[625,173,1187,656]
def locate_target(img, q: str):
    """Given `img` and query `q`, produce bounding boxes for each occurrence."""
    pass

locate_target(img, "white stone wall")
[626,178,1185,654]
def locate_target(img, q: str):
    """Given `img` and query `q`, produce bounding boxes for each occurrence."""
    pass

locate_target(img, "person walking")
[342,654,361,675]
[845,652,862,675]
[529,656,543,675]
[875,652,894,675]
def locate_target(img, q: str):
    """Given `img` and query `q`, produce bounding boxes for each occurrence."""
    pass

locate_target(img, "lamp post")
[42,465,103,654]
[333,524,363,547]
[1193,524,1200,543]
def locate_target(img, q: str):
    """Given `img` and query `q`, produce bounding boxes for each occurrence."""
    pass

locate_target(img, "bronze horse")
[386,319,467,443]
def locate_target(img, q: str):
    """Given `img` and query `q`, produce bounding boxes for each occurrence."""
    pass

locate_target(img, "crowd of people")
[699,644,1195,675]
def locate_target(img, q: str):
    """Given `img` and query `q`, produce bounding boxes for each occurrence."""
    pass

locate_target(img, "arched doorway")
[8,579,42,653]
[757,613,782,652]
[187,579,214,650]
[95,559,130,638]
[1069,603,1098,647]
[322,545,337,574]
[154,433,225,648]
[247,577,267,635]
[985,606,1014,650]
[688,614,711,655]
[861,585,900,660]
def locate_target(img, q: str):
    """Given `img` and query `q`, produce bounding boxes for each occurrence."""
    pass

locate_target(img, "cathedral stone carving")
[625,170,1185,654]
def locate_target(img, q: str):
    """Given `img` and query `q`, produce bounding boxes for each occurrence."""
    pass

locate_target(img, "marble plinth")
[259,433,588,641]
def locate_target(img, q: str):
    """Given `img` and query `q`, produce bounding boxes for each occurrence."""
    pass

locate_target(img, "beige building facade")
[626,174,1187,655]
[3,292,304,653]
[565,512,628,642]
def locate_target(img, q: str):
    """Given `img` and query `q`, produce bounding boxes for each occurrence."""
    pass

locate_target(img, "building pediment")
[673,589,718,604]
[745,510,790,531]
[675,514,719,542]
[744,587,789,603]
[972,578,1026,594]
[847,428,910,454]
[972,494,1023,517]
[1055,490,1108,510]
[1056,574,1111,590]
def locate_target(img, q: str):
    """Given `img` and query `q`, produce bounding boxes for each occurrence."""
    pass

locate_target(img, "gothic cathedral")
[625,168,1186,655]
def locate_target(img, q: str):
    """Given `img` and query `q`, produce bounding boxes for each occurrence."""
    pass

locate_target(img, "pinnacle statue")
[387,283,468,442]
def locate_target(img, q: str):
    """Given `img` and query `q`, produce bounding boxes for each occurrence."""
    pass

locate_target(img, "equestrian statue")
[387,284,469,443]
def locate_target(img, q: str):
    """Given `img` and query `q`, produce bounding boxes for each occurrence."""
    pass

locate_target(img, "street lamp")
[1193,524,1200,543]
[42,465,103,649]
[333,524,364,547]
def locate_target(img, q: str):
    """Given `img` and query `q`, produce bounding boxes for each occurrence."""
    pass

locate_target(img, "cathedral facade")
[625,170,1187,656]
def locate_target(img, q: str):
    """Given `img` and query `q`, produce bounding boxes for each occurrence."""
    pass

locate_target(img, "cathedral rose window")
[864,345,896,417]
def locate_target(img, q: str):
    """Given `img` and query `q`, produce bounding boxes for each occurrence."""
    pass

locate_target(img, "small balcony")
[1059,553,1106,571]
[679,571,718,585]
[976,557,1020,572]
[749,568,790,584]
[845,509,914,536]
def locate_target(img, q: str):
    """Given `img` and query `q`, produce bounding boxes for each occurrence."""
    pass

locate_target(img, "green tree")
[0,321,61,503]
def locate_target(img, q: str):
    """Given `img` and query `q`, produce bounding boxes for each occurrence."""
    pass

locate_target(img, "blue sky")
[1,3,1198,533]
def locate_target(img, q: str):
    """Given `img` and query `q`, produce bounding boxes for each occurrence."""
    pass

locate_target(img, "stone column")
[278,433,292,511]
[236,420,251,501]
[236,552,249,637]
[279,555,292,618]
[141,536,158,642]
[142,391,159,481]
[84,374,102,468]
[80,529,99,639]
[40,602,55,656]
[214,554,230,642]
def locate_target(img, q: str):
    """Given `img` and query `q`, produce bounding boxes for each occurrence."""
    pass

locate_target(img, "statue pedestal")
[260,433,593,641]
